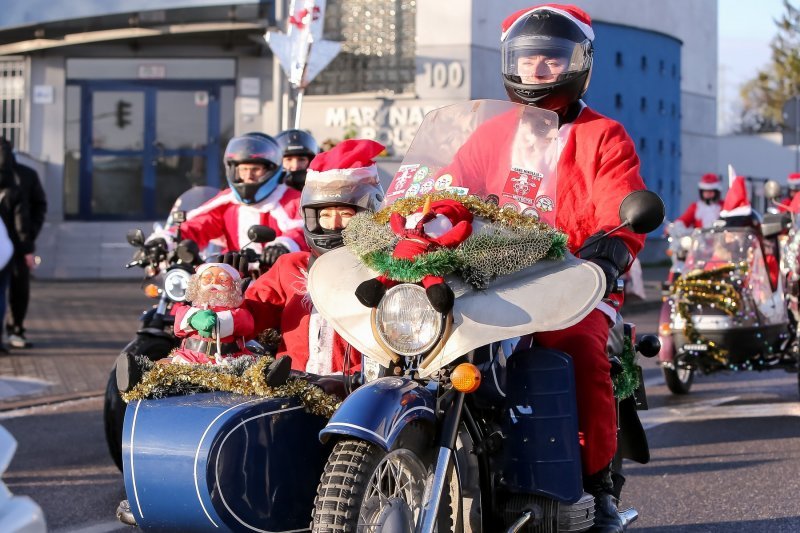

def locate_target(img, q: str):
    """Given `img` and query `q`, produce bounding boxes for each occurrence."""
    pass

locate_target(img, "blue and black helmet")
[223,134,284,204]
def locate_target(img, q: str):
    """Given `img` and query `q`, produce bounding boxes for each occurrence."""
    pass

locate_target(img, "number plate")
[683,343,708,352]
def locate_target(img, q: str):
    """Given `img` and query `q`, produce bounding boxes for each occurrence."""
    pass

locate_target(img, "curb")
[0,390,104,412]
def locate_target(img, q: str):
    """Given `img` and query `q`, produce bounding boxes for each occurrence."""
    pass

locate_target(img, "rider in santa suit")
[244,139,385,375]
[674,173,723,229]
[156,133,307,267]
[447,6,648,531]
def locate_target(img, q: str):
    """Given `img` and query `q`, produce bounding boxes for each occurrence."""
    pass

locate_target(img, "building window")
[615,93,623,109]
[640,97,647,112]
[640,55,647,71]
[0,59,25,149]
[671,63,677,78]
[659,59,665,75]
[658,99,665,114]
[658,139,664,154]
[307,0,417,96]
[639,137,647,150]
[615,52,623,67]
[671,102,676,116]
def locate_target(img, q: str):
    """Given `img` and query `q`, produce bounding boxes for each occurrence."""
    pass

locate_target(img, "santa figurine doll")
[116,262,291,393]
[170,262,255,365]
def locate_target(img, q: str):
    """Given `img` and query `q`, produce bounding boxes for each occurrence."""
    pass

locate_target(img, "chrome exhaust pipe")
[505,510,533,532]
[620,507,639,528]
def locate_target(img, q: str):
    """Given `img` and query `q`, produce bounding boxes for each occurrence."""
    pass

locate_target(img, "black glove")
[213,252,249,278]
[577,232,631,298]
[261,244,290,268]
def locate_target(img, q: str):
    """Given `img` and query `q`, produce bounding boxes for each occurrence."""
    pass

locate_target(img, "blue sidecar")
[122,392,330,532]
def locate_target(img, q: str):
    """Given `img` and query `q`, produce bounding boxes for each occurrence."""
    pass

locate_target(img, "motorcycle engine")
[502,492,595,532]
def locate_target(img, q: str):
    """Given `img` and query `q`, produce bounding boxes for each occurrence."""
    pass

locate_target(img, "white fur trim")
[194,262,241,281]
[306,307,334,375]
[501,6,594,42]
[305,164,379,185]
[695,201,721,228]
[271,236,301,253]
[216,310,234,338]
[720,206,752,218]
[404,213,454,238]
[180,307,201,332]
[596,300,617,322]
[186,189,236,217]
[698,182,722,191]
[269,202,305,233]
[238,204,265,254]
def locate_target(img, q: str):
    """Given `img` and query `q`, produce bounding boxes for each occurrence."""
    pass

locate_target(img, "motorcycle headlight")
[374,284,444,357]
[679,236,693,251]
[163,269,192,302]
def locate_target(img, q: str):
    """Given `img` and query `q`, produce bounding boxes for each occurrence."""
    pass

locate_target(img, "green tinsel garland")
[345,193,569,289]
[612,336,640,399]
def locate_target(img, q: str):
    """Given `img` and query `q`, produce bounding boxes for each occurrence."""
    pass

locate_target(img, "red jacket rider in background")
[156,134,307,268]
[675,173,723,229]
[452,6,648,531]
[245,139,385,376]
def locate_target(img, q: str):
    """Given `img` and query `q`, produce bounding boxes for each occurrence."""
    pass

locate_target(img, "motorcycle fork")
[416,390,465,533]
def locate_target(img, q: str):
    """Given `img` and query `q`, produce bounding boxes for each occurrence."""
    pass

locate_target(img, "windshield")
[165,186,220,228]
[684,227,774,307]
[384,100,560,227]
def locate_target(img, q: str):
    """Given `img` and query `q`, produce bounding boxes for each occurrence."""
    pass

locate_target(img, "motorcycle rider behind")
[244,139,385,379]
[496,6,646,531]
[674,173,723,230]
[152,133,306,268]
[275,129,319,192]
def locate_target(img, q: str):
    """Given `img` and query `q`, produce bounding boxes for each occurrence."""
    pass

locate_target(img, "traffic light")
[115,100,131,129]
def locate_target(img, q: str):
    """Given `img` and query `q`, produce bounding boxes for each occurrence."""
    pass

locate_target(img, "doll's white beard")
[195,288,243,309]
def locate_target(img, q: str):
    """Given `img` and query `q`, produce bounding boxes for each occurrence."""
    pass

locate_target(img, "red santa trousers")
[532,308,615,476]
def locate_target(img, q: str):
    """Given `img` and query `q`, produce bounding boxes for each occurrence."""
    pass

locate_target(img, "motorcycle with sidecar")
[120,100,663,532]
[658,211,799,395]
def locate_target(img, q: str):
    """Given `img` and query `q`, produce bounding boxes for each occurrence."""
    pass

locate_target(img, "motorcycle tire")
[662,364,694,395]
[103,334,175,471]
[311,427,454,532]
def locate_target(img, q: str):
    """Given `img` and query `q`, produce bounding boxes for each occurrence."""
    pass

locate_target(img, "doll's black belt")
[183,338,241,355]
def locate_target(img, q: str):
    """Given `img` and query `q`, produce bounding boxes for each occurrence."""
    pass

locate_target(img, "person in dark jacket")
[0,138,32,352]
[4,140,46,348]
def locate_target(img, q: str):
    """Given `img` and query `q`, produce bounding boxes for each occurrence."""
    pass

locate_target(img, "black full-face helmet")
[501,5,594,112]
[275,129,319,160]
[223,135,284,204]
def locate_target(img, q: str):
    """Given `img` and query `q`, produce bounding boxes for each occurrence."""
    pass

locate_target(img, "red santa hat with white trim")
[720,165,751,218]
[501,4,594,42]
[788,172,800,188]
[194,262,242,281]
[305,138,384,188]
[698,173,722,191]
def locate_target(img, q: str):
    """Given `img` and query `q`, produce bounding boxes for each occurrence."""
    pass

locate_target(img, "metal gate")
[0,58,25,148]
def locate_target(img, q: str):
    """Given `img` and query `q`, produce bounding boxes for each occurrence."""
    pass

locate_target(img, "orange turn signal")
[451,363,481,393]
[658,322,671,336]
[144,284,161,298]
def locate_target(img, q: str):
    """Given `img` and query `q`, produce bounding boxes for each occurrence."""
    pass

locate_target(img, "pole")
[294,87,305,129]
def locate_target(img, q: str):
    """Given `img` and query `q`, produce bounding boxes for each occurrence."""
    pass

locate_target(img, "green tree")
[738,0,800,133]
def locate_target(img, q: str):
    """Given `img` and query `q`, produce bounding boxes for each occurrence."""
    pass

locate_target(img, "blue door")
[74,80,230,220]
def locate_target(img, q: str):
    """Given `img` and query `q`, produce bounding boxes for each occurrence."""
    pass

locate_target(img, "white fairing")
[308,247,605,376]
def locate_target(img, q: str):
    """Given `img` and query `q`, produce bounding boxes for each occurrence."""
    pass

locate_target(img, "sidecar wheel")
[311,434,454,532]
[663,364,694,395]
[103,335,175,471]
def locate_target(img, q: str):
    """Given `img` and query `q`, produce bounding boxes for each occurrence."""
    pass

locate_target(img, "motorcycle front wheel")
[663,363,694,394]
[312,433,454,532]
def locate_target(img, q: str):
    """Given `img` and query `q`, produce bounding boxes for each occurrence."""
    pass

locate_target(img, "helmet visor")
[502,36,592,86]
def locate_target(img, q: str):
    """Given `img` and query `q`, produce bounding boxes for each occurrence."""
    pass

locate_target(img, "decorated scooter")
[306,100,664,531]
[658,175,798,395]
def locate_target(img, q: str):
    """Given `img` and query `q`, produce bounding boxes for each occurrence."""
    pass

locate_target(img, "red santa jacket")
[244,251,361,374]
[676,200,722,229]
[178,184,307,253]
[445,103,647,310]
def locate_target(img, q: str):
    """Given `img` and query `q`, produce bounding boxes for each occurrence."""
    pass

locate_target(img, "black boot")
[115,352,144,393]
[265,356,292,387]
[584,466,624,533]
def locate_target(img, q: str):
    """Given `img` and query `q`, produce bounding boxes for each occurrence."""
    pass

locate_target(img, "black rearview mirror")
[126,229,145,247]
[619,190,665,234]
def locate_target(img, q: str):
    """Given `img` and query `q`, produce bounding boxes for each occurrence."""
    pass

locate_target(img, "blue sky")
[718,0,789,130]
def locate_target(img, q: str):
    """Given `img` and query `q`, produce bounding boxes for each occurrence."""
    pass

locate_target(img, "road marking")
[638,395,800,429]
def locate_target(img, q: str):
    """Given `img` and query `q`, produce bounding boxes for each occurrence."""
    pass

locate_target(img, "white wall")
[718,133,800,183]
